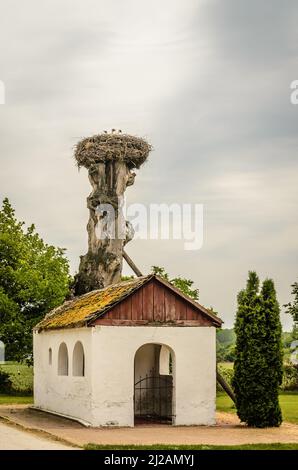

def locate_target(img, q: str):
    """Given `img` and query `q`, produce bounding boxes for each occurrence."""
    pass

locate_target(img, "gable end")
[91,278,221,327]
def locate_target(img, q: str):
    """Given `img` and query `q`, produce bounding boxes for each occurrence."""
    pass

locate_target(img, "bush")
[0,369,13,394]
[281,364,298,391]
[218,362,298,392]
[217,365,234,391]
[0,363,33,395]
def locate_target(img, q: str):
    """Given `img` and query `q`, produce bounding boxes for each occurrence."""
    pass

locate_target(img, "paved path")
[0,421,74,450]
[0,406,298,446]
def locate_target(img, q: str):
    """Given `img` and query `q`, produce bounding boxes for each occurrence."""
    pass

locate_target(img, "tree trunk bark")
[74,161,135,295]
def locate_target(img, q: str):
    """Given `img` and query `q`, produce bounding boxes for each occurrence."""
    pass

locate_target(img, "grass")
[218,361,234,369]
[276,392,298,425]
[85,443,298,450]
[0,362,33,394]
[217,391,298,424]
[216,392,237,414]
[0,395,33,404]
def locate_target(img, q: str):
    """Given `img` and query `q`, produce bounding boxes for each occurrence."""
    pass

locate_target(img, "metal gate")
[134,370,174,424]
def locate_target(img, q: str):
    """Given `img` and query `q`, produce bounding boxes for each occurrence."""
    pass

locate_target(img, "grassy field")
[217,391,298,424]
[0,395,33,404]
[0,362,33,394]
[85,443,298,450]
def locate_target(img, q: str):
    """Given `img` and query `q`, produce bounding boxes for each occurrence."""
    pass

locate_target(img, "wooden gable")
[91,278,217,327]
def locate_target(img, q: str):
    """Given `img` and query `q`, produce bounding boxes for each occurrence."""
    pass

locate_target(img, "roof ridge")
[35,273,222,331]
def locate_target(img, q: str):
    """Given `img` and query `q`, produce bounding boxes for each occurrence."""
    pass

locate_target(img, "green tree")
[0,198,71,362]
[151,266,199,300]
[284,281,298,339]
[232,271,283,427]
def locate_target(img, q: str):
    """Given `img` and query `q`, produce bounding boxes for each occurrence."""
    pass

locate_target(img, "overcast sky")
[0,0,297,329]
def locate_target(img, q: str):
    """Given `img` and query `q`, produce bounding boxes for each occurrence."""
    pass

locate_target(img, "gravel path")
[0,421,74,450]
[0,406,298,447]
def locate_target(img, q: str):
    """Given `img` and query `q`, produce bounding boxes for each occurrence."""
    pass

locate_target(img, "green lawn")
[0,362,33,394]
[217,391,298,424]
[218,361,234,369]
[85,443,298,450]
[0,395,33,404]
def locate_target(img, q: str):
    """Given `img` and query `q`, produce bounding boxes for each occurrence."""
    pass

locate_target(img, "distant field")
[217,391,298,424]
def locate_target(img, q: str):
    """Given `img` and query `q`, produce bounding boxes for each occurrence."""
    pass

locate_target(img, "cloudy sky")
[0,0,297,329]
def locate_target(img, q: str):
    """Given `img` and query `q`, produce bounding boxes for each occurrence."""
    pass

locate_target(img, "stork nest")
[74,133,152,169]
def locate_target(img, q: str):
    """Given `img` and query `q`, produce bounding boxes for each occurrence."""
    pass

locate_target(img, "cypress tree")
[232,272,283,427]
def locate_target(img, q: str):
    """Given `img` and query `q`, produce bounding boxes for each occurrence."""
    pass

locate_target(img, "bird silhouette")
[119,130,122,133]
[111,128,116,133]
[103,130,107,134]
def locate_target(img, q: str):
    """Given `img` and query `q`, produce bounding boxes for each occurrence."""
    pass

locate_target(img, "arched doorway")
[134,343,175,424]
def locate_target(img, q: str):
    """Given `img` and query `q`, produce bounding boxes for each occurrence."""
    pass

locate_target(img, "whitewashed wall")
[33,328,93,425]
[34,325,216,427]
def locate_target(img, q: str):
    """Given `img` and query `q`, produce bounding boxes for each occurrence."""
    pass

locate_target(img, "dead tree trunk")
[74,161,135,295]
[73,132,151,295]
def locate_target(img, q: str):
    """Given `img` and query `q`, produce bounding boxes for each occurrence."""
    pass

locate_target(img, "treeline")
[217,328,296,363]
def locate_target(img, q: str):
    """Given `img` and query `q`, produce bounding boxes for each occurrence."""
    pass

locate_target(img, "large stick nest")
[74,132,152,170]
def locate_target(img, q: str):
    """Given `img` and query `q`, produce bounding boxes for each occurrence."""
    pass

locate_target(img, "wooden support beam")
[216,368,236,403]
[123,250,143,277]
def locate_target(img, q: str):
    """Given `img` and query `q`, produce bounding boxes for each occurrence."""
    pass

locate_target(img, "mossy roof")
[35,276,152,331]
[35,274,222,331]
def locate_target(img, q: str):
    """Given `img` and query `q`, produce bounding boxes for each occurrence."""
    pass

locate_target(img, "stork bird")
[103,130,107,134]
[118,129,122,134]
[111,128,116,133]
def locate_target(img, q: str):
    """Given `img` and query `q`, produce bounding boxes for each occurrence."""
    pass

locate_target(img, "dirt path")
[0,421,74,450]
[0,406,298,447]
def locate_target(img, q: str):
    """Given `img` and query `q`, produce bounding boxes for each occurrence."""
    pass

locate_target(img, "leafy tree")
[216,329,236,363]
[232,271,283,427]
[121,275,135,282]
[217,328,236,345]
[0,198,71,362]
[284,281,298,339]
[151,266,199,300]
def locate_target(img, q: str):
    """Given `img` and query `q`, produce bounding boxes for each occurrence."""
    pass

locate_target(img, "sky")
[0,0,297,329]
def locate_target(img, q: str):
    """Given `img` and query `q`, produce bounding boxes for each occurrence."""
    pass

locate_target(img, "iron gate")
[134,370,174,424]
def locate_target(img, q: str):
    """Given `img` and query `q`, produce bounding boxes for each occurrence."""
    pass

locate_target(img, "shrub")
[232,273,283,427]
[217,365,234,391]
[281,364,298,391]
[0,369,13,394]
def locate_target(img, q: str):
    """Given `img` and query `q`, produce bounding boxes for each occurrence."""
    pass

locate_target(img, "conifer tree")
[232,272,283,427]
